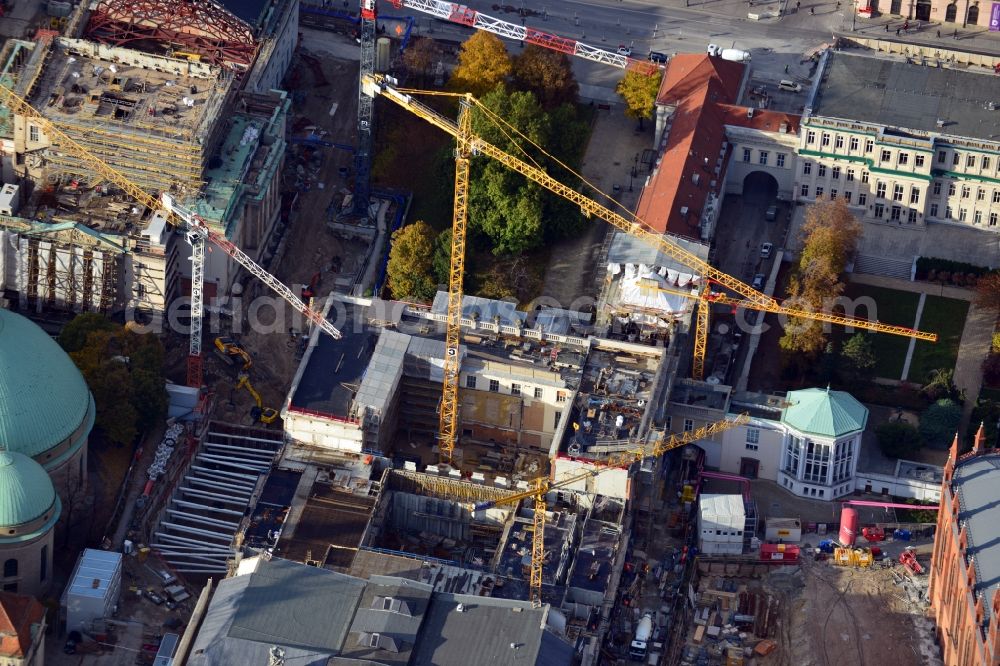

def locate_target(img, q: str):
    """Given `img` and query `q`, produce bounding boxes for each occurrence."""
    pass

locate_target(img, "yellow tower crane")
[628,280,936,380]
[474,415,750,606]
[360,75,937,459]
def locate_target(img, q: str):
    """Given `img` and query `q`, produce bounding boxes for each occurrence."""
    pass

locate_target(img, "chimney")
[972,421,986,455]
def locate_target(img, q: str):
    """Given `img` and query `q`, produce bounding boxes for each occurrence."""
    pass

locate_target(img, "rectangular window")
[806,130,816,144]
[962,185,970,199]
[554,411,562,429]
[881,149,891,163]
[759,151,769,166]
[978,188,986,201]
[946,205,953,219]
[466,375,477,389]
[746,442,759,451]
[910,187,920,205]
[974,210,983,225]
[897,152,909,166]
[800,184,809,197]
[489,379,499,392]
[938,150,947,163]
[803,162,812,175]
[930,203,938,217]
[993,191,1000,204]
[844,191,852,203]
[835,135,844,149]
[967,154,977,168]
[892,184,904,201]
[933,181,942,196]
[984,156,991,170]
[830,189,838,199]
[874,203,884,218]
[876,182,886,198]
[743,147,752,162]
[776,153,785,168]
[960,208,968,222]
[28,125,39,142]
[746,428,760,444]
[821,133,831,147]
[511,383,521,396]
[849,137,859,151]
[556,391,567,402]
[864,139,873,153]
[891,205,901,221]
[861,171,870,184]
[683,419,694,433]
[846,168,855,182]
[949,183,956,196]
[534,387,543,399]
[915,154,925,168]
[815,186,824,197]
[858,192,867,206]
[953,152,961,165]
[818,164,827,177]
[908,210,918,224]
[990,212,998,227]
[832,166,841,180]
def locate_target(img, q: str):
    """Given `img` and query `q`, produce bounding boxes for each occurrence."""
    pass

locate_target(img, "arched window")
[3,558,18,578]
[968,3,980,24]
[945,2,958,21]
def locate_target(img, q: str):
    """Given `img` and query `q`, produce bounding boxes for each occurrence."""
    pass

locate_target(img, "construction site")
[0,2,958,666]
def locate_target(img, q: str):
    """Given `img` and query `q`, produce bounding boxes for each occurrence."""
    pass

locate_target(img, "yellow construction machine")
[236,373,279,425]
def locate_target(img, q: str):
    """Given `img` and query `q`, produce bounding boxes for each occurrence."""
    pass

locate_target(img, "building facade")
[0,591,46,666]
[798,51,1000,233]
[929,425,1000,666]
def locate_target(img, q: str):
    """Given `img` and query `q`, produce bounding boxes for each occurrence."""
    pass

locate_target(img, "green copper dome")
[0,310,93,458]
[0,450,58,527]
[781,387,868,438]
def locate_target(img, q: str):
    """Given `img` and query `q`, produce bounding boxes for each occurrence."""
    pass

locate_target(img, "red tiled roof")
[717,103,801,135]
[637,55,745,238]
[0,592,45,658]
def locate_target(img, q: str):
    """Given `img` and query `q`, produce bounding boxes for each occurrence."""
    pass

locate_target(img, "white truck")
[629,612,654,660]
[707,44,751,63]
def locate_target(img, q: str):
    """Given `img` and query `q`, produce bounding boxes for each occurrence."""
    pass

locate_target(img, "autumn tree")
[779,198,862,356]
[973,272,1000,310]
[448,32,512,98]
[616,70,662,130]
[402,37,441,84]
[386,220,438,302]
[841,333,876,379]
[512,45,578,109]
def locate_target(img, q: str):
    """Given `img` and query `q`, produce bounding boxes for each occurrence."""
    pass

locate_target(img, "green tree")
[58,312,116,353]
[432,228,453,285]
[983,354,1000,387]
[780,198,862,356]
[842,334,876,379]
[616,70,662,130]
[973,272,1000,310]
[512,45,578,109]
[875,421,922,459]
[922,367,958,401]
[919,398,963,449]
[449,32,512,98]
[386,221,438,302]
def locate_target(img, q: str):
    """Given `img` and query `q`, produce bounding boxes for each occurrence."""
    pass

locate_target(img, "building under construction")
[0,0,297,318]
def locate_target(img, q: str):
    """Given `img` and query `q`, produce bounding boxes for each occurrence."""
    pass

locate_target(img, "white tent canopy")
[615,264,699,316]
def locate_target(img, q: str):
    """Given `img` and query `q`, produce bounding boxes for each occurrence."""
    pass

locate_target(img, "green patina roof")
[781,387,868,438]
[0,310,92,457]
[0,451,58,527]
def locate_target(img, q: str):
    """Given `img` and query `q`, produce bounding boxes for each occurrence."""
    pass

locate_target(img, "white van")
[778,79,803,93]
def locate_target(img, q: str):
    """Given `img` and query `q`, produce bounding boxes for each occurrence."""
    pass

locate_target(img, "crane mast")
[354,0,378,218]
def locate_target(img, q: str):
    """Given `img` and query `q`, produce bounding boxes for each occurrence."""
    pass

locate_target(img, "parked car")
[145,590,165,605]
[760,242,773,259]
[778,79,803,93]
[648,51,668,64]
[752,273,765,290]
[765,204,778,221]
[617,44,632,56]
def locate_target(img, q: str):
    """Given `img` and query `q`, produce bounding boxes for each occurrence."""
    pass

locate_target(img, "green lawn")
[842,284,920,380]
[907,296,969,383]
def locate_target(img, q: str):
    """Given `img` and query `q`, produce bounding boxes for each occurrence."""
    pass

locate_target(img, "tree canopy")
[973,272,1000,310]
[449,32,512,98]
[386,220,438,302]
[512,45,578,109]
[616,70,662,129]
[61,314,167,447]
[918,398,962,449]
[402,37,442,84]
[875,421,921,459]
[780,198,862,356]
[841,333,876,379]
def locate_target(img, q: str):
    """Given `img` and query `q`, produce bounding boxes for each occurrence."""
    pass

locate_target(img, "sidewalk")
[954,302,996,432]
